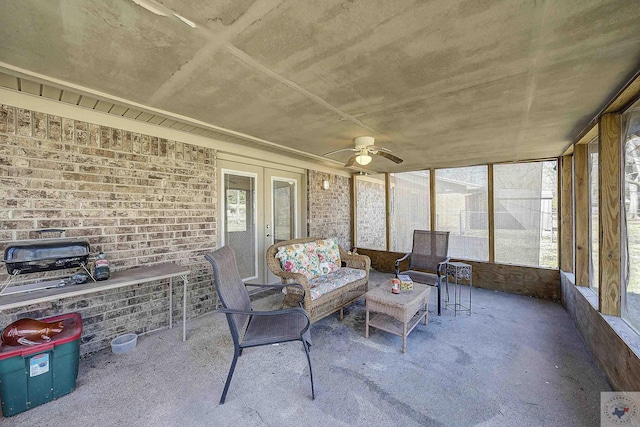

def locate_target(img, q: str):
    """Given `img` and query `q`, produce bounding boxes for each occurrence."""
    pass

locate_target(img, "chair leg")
[302,339,315,400]
[436,282,442,316]
[220,347,240,404]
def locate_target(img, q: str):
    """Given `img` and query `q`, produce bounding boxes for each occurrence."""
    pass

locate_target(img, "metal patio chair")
[204,246,314,404]
[395,230,450,315]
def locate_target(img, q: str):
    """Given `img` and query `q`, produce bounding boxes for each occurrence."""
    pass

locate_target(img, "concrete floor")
[1,272,610,426]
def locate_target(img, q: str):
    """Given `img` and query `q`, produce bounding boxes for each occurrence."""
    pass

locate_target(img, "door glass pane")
[494,161,558,268]
[273,179,295,243]
[390,171,430,252]
[224,173,256,280]
[435,166,489,261]
[355,174,387,250]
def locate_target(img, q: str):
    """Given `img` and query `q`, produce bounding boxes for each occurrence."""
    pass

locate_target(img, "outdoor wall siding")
[0,104,218,355]
[307,170,352,250]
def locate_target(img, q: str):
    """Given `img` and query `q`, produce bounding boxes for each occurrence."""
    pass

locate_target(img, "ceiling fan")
[323,136,403,167]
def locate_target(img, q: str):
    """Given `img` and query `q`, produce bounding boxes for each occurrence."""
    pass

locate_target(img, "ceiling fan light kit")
[355,152,372,165]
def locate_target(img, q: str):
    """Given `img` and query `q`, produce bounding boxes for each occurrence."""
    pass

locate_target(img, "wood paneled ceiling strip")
[41,86,62,101]
[0,72,19,90]
[147,116,165,125]
[108,105,128,116]
[122,108,142,119]
[94,100,113,112]
[20,79,40,96]
[0,73,293,151]
[136,112,154,122]
[76,95,97,108]
[159,119,177,128]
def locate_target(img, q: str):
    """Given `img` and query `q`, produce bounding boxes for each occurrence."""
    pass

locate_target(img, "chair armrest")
[436,258,451,277]
[395,253,410,275]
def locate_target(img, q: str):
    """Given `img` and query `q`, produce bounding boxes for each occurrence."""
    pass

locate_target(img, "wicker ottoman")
[365,281,431,353]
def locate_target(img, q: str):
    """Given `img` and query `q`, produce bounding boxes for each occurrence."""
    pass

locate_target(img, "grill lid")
[4,239,91,275]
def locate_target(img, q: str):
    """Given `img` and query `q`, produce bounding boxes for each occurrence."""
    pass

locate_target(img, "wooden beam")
[574,144,590,287]
[488,164,495,263]
[562,144,574,156]
[576,124,599,146]
[560,155,574,272]
[603,69,640,114]
[599,113,622,316]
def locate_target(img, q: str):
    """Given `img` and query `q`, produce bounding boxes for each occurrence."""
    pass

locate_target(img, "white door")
[265,168,304,284]
[219,161,304,285]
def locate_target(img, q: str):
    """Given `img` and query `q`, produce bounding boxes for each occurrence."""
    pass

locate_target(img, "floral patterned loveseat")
[266,237,370,323]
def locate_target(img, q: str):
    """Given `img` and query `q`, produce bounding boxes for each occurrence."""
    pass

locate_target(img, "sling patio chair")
[395,230,450,315]
[205,246,314,404]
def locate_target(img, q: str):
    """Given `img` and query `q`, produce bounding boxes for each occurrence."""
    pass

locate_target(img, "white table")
[0,263,191,341]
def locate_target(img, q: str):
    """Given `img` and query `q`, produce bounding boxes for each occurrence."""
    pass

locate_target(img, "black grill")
[4,239,91,275]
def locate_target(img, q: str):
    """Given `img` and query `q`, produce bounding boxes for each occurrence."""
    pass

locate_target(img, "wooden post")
[430,169,436,231]
[574,143,590,287]
[488,164,495,263]
[599,113,622,316]
[560,155,574,272]
[385,173,391,251]
[351,174,357,248]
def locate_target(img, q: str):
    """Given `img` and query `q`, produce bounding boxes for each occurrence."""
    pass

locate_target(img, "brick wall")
[307,170,352,250]
[0,104,217,355]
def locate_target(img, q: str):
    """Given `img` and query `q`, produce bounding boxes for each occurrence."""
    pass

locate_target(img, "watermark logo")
[602,392,640,426]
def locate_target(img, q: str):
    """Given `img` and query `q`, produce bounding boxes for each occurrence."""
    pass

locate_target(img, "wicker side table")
[445,261,472,316]
[365,281,431,353]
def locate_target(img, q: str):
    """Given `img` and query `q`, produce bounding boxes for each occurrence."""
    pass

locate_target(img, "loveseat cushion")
[315,238,341,274]
[308,267,366,300]
[276,242,321,279]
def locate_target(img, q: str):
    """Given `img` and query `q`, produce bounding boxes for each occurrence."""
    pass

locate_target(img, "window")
[623,109,640,333]
[226,189,248,232]
[390,171,430,252]
[435,166,488,261]
[494,161,558,268]
[589,139,599,293]
[355,173,387,250]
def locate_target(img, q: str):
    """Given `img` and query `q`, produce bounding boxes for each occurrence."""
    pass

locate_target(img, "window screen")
[435,166,488,261]
[390,171,430,252]
[494,161,558,267]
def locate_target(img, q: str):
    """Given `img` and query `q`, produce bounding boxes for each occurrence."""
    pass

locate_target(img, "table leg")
[402,322,407,353]
[365,308,369,338]
[182,274,188,342]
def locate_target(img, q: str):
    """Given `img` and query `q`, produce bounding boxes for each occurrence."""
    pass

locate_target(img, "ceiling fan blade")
[368,145,392,153]
[375,150,404,164]
[344,154,357,167]
[323,147,357,156]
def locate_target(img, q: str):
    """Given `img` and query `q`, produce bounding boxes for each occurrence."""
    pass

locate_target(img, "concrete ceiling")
[1,0,640,173]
